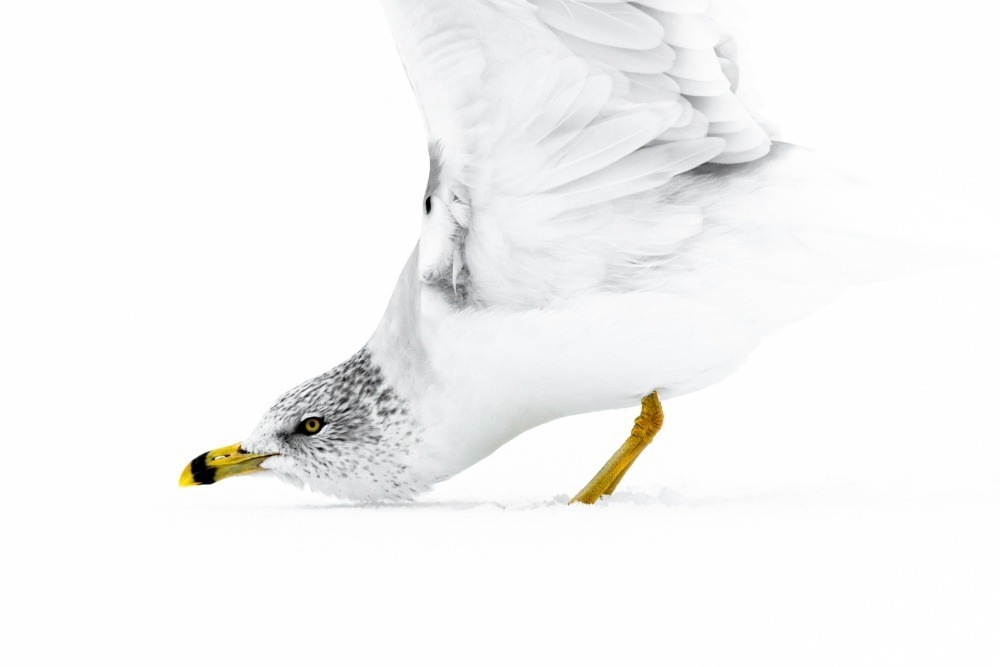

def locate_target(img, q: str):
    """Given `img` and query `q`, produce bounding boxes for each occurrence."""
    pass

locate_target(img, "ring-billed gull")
[180,0,859,503]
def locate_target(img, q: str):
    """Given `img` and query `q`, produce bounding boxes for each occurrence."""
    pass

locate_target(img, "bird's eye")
[297,417,325,435]
[424,196,432,214]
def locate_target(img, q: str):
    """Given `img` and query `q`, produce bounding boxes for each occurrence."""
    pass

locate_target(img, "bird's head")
[178,349,424,501]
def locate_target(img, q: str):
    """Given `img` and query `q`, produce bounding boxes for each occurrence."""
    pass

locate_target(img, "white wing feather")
[380,0,772,307]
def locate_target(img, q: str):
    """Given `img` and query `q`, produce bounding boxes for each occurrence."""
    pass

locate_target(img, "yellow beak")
[179,443,275,487]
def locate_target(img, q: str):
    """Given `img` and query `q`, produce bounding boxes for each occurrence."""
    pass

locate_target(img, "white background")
[1,1,998,665]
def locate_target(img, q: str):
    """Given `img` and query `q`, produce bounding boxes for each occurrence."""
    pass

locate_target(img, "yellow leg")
[569,392,663,504]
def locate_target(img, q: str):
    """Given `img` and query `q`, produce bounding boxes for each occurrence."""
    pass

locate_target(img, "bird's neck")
[365,247,553,477]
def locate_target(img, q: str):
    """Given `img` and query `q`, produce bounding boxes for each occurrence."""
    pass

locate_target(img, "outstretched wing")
[380,0,771,308]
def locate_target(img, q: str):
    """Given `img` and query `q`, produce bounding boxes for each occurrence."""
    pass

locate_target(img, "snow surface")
[8,266,999,666]
[2,1,999,665]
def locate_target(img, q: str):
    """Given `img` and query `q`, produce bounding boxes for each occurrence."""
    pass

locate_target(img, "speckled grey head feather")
[242,348,429,501]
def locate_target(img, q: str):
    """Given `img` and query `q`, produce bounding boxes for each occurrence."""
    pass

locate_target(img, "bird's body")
[353,145,846,497]
[182,0,861,501]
